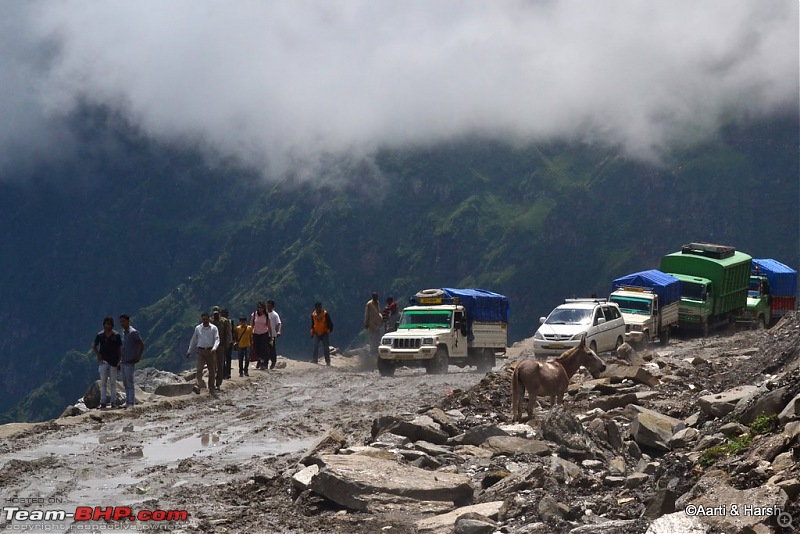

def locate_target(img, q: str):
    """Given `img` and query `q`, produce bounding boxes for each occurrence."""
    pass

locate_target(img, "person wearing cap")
[234,316,253,377]
[186,312,220,396]
[210,305,231,389]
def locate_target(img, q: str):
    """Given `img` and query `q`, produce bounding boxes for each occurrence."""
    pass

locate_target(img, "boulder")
[310,454,473,512]
[414,501,503,534]
[480,436,550,457]
[697,385,758,418]
[541,406,599,460]
[599,364,659,387]
[628,406,685,451]
[452,424,510,446]
[777,392,800,424]
[371,415,449,445]
[299,428,348,466]
[732,385,791,425]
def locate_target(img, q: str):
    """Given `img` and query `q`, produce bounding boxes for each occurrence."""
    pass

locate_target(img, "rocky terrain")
[1,314,799,533]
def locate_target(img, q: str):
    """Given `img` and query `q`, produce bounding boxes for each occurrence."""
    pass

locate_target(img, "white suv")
[533,299,626,358]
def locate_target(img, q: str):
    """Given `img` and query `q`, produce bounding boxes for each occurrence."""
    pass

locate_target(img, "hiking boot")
[192,385,200,394]
[99,404,107,410]
[239,372,244,377]
[244,370,249,376]
[311,359,318,364]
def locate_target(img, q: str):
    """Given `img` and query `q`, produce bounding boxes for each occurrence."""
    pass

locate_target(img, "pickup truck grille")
[392,338,421,349]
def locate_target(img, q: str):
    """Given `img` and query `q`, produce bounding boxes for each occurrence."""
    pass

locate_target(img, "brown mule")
[511,337,606,422]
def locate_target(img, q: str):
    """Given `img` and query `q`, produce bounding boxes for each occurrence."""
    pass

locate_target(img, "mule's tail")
[511,363,525,422]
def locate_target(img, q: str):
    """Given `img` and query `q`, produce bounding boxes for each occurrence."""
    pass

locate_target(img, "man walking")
[211,306,231,389]
[364,292,383,359]
[266,300,282,370]
[310,302,333,366]
[119,314,145,409]
[186,312,220,396]
[92,316,122,409]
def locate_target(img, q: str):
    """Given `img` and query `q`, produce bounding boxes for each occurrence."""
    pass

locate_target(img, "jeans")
[120,363,136,406]
[224,343,233,378]
[312,333,330,364]
[98,362,118,406]
[237,347,250,374]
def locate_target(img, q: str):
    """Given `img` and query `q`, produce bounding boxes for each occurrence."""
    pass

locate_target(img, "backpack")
[325,312,334,333]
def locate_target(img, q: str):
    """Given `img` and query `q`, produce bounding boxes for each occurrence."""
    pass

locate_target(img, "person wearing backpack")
[309,301,333,366]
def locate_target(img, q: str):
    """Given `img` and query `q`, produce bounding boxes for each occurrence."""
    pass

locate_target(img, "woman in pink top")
[251,301,272,370]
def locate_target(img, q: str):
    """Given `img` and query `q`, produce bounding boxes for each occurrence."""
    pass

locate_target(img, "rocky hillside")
[286,315,800,533]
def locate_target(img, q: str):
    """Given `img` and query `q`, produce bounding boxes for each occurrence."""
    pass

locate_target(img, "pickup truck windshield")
[546,307,591,325]
[399,310,452,329]
[609,296,651,315]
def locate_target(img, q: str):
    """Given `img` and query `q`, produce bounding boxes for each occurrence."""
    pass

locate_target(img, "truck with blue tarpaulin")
[609,269,681,346]
[660,242,751,336]
[377,288,508,376]
[737,259,798,328]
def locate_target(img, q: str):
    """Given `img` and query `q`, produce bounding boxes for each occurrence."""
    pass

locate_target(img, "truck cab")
[737,275,771,328]
[609,288,660,346]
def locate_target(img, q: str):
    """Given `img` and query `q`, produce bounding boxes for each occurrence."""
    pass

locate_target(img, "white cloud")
[1,0,797,178]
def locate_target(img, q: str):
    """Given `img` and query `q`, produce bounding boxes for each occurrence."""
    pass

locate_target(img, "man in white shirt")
[186,312,220,396]
[266,300,282,370]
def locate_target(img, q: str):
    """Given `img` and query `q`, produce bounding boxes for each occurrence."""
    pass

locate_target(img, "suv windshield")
[545,307,592,325]
[399,310,452,329]
[609,296,651,315]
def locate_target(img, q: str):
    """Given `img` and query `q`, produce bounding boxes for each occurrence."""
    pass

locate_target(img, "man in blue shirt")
[119,314,145,409]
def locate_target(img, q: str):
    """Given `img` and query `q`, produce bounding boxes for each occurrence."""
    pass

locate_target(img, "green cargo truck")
[660,243,751,336]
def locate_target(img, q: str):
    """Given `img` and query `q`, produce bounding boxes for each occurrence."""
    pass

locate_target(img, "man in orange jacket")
[310,302,333,366]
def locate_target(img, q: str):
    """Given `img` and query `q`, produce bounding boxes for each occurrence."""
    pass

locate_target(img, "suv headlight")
[380,337,392,346]
[423,337,434,345]
[533,330,544,340]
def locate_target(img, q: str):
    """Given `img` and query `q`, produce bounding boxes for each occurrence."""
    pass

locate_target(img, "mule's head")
[578,336,606,377]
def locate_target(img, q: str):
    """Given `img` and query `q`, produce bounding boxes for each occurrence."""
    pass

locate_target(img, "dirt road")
[0,354,498,533]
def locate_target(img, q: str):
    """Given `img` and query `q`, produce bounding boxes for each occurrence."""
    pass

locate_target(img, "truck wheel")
[702,322,709,338]
[614,336,624,351]
[639,332,651,350]
[426,347,449,374]
[476,349,494,373]
[377,358,395,377]
[659,327,669,346]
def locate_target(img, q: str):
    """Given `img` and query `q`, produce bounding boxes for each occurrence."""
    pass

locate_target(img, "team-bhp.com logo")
[4,505,188,523]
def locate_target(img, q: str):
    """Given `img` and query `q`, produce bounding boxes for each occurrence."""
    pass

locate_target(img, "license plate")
[547,343,565,349]
[395,353,417,360]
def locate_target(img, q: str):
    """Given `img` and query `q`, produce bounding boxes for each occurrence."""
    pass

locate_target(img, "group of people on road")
[91,315,145,409]
[185,300,283,396]
[93,293,400,406]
